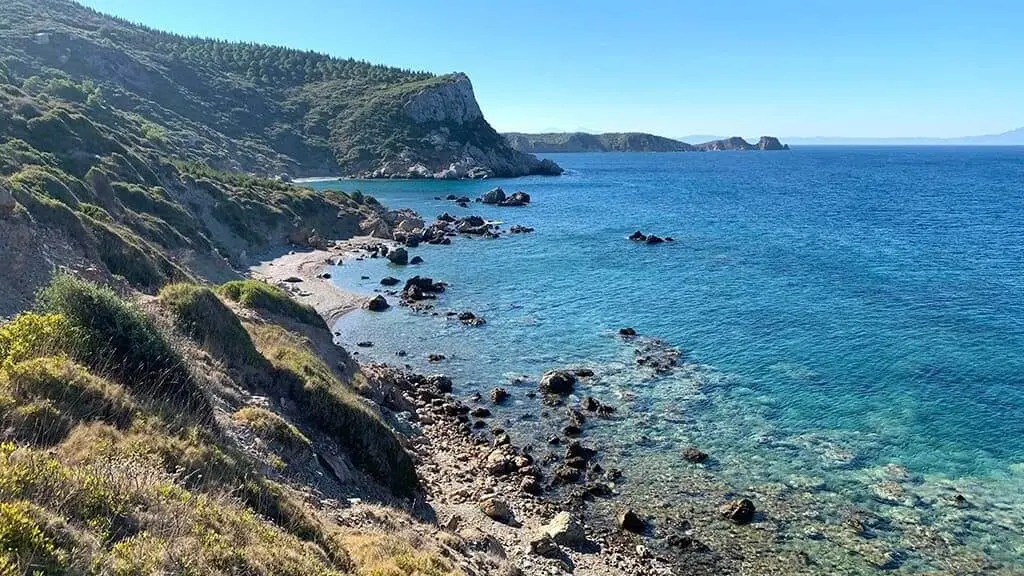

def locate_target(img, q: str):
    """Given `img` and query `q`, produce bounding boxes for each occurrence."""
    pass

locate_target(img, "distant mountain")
[783,127,1024,146]
[503,132,694,153]
[504,132,789,153]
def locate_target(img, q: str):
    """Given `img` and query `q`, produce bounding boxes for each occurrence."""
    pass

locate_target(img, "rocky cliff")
[756,136,790,150]
[357,74,563,179]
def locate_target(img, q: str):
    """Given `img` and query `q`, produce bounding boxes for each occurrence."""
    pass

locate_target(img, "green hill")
[504,131,695,153]
[0,0,559,178]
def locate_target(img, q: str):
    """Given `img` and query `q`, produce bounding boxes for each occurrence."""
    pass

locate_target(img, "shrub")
[232,406,310,452]
[219,280,325,328]
[0,313,70,368]
[250,325,417,495]
[35,274,212,423]
[158,283,262,366]
[0,501,72,575]
[1,357,136,437]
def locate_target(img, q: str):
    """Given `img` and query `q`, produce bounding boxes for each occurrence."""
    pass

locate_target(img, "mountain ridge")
[504,132,789,153]
[1,0,559,179]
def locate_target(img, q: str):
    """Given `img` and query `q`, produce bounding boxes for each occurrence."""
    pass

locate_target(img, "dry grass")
[342,532,458,576]
[0,275,452,576]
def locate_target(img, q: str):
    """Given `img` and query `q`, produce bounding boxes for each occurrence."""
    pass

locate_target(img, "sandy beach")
[248,237,389,325]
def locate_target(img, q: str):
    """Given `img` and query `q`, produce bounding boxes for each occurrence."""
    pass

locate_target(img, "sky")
[78,0,1024,138]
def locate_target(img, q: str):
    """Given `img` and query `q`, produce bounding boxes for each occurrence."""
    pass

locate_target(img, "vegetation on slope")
[504,131,695,153]
[0,275,451,575]
[0,0,547,177]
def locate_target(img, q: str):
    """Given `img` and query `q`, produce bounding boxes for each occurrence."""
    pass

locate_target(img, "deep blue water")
[312,147,1024,566]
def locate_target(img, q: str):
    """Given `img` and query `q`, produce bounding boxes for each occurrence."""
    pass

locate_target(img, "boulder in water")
[500,191,531,206]
[628,230,647,241]
[363,295,390,312]
[539,370,577,394]
[387,247,409,265]
[482,187,506,204]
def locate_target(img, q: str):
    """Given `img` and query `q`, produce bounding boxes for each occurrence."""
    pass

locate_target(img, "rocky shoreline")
[250,199,1018,576]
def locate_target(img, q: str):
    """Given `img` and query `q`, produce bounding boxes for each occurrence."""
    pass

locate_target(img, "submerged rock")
[619,327,637,337]
[490,387,509,403]
[683,447,708,463]
[719,498,755,525]
[380,276,400,286]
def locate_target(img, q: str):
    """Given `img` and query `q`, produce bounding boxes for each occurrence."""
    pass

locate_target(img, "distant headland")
[503,132,789,153]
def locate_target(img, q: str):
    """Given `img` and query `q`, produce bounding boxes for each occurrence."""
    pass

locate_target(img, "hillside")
[0,0,560,178]
[503,131,694,153]
[505,132,789,153]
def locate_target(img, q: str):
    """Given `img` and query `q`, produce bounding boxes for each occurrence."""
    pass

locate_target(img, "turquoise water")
[313,148,1024,568]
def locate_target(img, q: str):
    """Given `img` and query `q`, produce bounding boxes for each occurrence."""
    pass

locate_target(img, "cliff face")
[403,73,482,124]
[756,136,790,150]
[358,74,562,179]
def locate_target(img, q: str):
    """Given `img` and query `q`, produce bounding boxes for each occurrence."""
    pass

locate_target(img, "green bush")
[219,280,324,328]
[35,274,212,423]
[232,406,311,453]
[158,283,262,366]
[0,500,73,575]
[2,357,136,438]
[250,325,417,495]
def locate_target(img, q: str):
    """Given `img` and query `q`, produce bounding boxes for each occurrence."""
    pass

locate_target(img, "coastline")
[249,245,363,325]
[248,204,1018,576]
[249,239,672,575]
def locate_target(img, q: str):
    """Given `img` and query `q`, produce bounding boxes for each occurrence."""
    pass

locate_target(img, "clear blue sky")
[78,0,1023,138]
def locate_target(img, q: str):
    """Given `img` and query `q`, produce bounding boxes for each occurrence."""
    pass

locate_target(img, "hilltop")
[0,0,560,179]
[504,132,788,153]
[503,132,695,153]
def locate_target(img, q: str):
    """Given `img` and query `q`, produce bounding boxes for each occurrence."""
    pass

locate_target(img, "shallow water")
[313,148,1024,570]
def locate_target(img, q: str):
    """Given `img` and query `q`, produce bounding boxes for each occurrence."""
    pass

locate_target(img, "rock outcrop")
[756,136,790,150]
[361,74,563,179]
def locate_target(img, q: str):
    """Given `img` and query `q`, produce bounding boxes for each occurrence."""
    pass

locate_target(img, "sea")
[311,147,1024,572]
